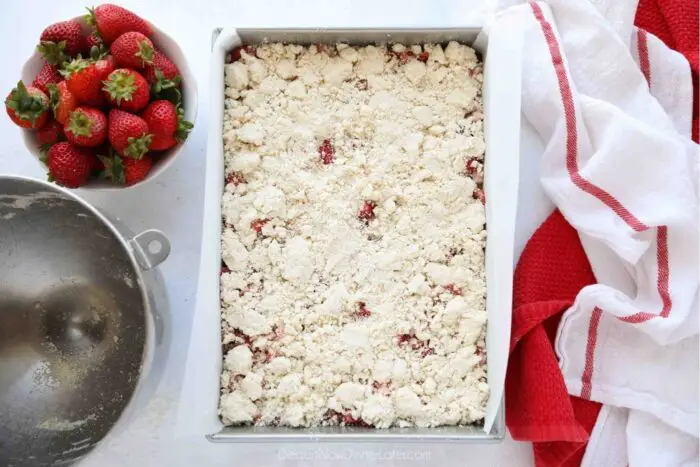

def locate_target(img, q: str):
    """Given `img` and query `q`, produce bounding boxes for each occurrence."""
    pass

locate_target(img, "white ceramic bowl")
[20,15,197,189]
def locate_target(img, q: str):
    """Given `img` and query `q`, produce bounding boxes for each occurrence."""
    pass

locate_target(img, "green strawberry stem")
[99,154,126,184]
[175,106,194,142]
[150,69,181,104]
[39,145,51,165]
[124,134,153,159]
[89,44,109,61]
[67,110,94,137]
[103,70,137,104]
[60,58,90,79]
[137,40,154,65]
[37,40,68,66]
[46,83,61,114]
[84,7,97,27]
[5,81,48,125]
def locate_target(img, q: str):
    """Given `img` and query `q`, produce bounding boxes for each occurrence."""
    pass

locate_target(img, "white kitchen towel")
[489,0,699,465]
[582,406,700,467]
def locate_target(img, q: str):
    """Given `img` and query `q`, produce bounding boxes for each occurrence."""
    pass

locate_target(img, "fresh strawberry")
[142,100,177,136]
[123,156,153,184]
[94,54,116,81]
[47,81,78,125]
[5,81,50,129]
[141,100,193,150]
[101,153,152,185]
[37,20,85,65]
[108,109,152,158]
[86,31,103,49]
[147,133,176,151]
[32,62,62,94]
[61,58,105,107]
[145,50,181,103]
[110,32,153,69]
[64,106,107,147]
[103,69,150,112]
[86,4,152,44]
[36,119,64,147]
[144,49,180,84]
[46,142,93,188]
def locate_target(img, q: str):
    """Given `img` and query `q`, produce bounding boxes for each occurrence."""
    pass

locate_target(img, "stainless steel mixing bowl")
[0,176,171,466]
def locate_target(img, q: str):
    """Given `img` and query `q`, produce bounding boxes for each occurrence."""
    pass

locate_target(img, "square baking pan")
[180,25,522,443]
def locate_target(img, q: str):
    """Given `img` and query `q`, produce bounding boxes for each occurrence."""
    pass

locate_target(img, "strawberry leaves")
[102,69,138,104]
[149,69,181,104]
[99,152,126,184]
[136,39,154,66]
[175,105,193,142]
[5,81,48,125]
[124,134,153,159]
[37,40,69,66]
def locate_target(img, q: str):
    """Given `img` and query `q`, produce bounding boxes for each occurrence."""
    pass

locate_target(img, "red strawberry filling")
[266,325,284,341]
[355,79,368,91]
[372,381,392,396]
[444,284,462,296]
[353,302,372,319]
[324,409,370,427]
[397,51,415,64]
[396,334,435,357]
[226,171,246,186]
[357,201,376,224]
[396,333,413,345]
[318,139,334,165]
[234,330,253,345]
[230,46,257,62]
[238,284,253,297]
[252,348,275,364]
[464,159,484,185]
[473,188,486,204]
[221,261,231,274]
[417,51,429,62]
[468,65,483,78]
[474,345,488,366]
[250,218,269,233]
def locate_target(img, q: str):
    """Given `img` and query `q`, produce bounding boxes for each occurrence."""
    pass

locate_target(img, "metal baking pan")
[180,25,522,443]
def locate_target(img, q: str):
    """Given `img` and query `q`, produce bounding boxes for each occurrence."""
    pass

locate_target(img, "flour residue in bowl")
[36,414,96,432]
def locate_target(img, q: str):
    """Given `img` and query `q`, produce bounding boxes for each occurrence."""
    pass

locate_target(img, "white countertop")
[0,1,541,465]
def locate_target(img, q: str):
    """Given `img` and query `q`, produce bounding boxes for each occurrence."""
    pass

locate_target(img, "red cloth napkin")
[505,1,699,466]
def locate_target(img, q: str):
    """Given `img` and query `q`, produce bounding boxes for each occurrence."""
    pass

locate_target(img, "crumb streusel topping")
[219,41,487,428]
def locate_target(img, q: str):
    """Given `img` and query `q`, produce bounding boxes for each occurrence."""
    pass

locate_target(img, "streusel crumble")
[219,41,487,428]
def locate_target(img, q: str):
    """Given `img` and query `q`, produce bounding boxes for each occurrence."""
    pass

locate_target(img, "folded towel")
[498,0,699,465]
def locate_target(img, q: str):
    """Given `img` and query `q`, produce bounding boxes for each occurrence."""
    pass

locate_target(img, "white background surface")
[0,1,543,465]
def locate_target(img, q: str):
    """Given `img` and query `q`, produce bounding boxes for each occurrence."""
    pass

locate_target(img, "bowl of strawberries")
[6,3,196,188]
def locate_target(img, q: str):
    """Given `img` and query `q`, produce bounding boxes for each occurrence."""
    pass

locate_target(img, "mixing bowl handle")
[129,229,171,270]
